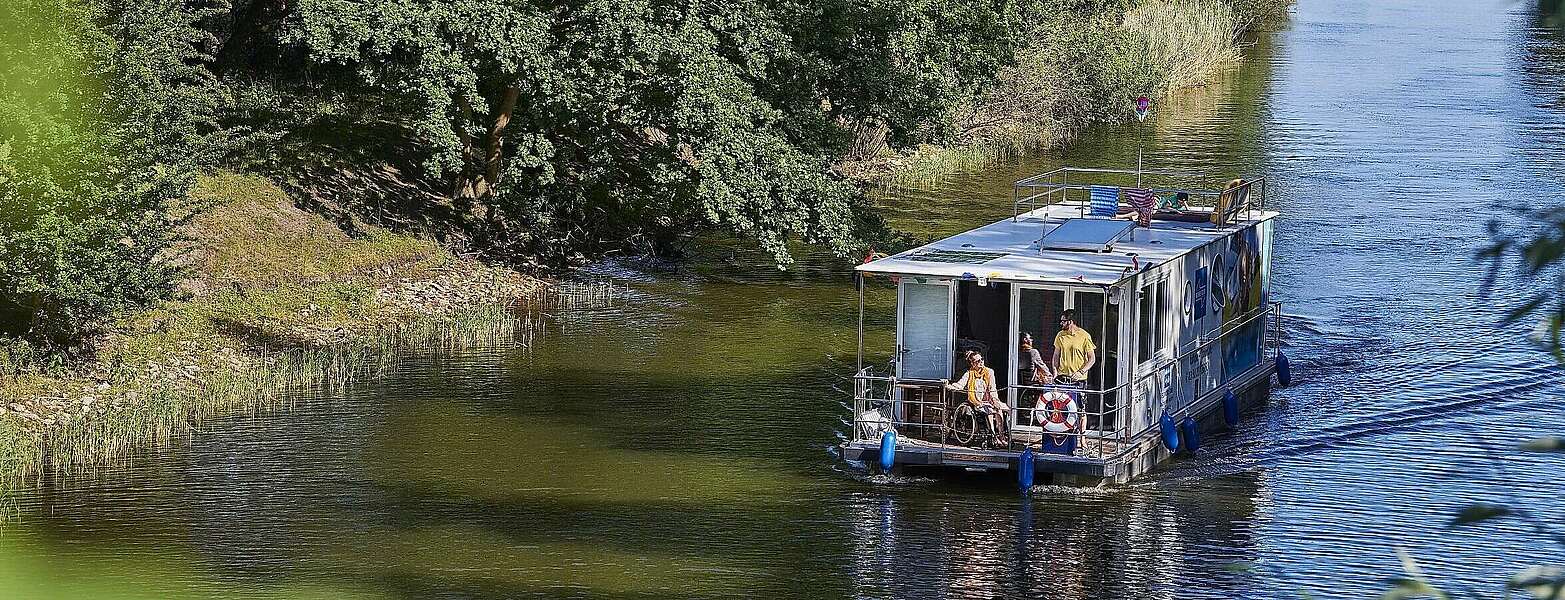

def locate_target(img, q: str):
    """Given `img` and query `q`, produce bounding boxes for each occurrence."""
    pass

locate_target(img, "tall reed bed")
[1123,0,1244,91]
[880,0,1268,189]
[3,295,568,488]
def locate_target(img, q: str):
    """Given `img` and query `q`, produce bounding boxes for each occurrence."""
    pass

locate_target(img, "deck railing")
[1011,166,1268,224]
[851,302,1283,463]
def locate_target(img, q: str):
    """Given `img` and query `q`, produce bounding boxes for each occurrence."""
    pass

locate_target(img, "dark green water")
[8,1,1565,598]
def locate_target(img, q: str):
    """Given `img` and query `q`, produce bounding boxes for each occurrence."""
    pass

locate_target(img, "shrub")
[0,0,211,352]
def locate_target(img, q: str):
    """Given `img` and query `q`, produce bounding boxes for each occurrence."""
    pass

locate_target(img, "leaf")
[1382,547,1452,600]
[1509,566,1565,600]
[1522,437,1565,452]
[1222,561,1255,572]
[1449,503,1512,527]
[1504,295,1550,325]
[1381,577,1450,600]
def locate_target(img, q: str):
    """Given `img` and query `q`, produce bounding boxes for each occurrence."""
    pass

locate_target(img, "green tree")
[0,0,217,351]
[277,0,1016,265]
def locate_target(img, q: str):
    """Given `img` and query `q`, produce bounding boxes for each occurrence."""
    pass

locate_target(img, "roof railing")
[1011,166,1269,225]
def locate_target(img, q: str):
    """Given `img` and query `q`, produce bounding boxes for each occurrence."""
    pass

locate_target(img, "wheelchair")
[948,401,1003,447]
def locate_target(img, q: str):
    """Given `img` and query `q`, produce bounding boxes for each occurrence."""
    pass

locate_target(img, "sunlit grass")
[0,173,545,488]
[183,172,445,289]
[5,304,541,482]
[886,144,1013,189]
[1123,0,1244,91]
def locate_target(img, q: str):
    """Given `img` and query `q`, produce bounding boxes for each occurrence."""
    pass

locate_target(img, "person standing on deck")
[1020,332,1053,385]
[1052,309,1097,387]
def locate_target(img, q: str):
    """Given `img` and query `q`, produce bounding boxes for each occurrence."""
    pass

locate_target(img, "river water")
[8,0,1565,598]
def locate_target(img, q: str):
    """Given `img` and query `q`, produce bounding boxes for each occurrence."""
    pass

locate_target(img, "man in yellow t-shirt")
[1052,309,1097,385]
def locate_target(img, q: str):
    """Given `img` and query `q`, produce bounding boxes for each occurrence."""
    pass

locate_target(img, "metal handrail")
[1015,166,1209,187]
[849,301,1283,462]
[1011,166,1269,223]
[1086,301,1283,461]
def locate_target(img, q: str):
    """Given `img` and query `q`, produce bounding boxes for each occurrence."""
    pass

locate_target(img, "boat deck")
[845,359,1276,484]
[842,435,1130,478]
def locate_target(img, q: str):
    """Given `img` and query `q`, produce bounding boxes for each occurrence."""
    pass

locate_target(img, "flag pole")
[1135,95,1150,188]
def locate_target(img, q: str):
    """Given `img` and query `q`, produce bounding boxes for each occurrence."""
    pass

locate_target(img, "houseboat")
[844,167,1287,486]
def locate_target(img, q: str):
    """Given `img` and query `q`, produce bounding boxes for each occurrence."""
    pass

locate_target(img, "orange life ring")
[1036,391,1082,439]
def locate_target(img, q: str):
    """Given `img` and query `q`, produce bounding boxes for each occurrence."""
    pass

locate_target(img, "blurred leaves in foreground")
[0,0,214,353]
[1392,436,1565,600]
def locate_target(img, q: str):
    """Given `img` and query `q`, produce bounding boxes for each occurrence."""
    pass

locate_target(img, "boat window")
[1072,291,1107,389]
[1099,291,1120,428]
[1156,278,1172,354]
[1137,286,1154,361]
[1210,254,1225,317]
[1182,280,1193,324]
[955,281,1011,388]
[1137,277,1172,364]
[1019,288,1066,380]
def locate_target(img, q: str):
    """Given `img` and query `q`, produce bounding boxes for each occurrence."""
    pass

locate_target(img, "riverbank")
[845,0,1288,187]
[0,173,545,483]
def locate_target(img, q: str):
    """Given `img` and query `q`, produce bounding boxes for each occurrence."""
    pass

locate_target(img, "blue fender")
[1159,413,1181,453]
[879,430,897,472]
[1180,416,1200,452]
[1018,447,1035,490]
[1222,389,1240,427]
[1276,352,1292,387]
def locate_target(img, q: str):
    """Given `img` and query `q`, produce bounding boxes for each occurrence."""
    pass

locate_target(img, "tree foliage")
[1481,210,1565,362]
[0,0,218,351]
[2,0,1284,350]
[271,0,1020,265]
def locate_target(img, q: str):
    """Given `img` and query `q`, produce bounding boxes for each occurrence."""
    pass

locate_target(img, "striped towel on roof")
[1088,186,1120,217]
[1124,188,1155,227]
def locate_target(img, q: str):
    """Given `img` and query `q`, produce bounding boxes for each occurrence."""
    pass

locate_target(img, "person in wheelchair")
[945,350,1009,446]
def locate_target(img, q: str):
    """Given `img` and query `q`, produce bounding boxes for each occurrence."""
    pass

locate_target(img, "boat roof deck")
[857,202,1279,286]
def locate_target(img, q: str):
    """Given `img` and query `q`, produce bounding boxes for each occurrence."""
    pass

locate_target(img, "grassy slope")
[0,173,541,483]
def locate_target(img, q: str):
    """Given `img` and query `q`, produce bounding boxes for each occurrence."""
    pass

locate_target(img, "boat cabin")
[846,167,1282,484]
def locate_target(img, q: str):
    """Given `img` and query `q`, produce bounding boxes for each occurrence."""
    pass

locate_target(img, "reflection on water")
[845,475,1265,599]
[9,0,1565,598]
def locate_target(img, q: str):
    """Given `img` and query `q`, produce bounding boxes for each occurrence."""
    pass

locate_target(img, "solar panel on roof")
[1038,218,1137,252]
[904,249,1009,264]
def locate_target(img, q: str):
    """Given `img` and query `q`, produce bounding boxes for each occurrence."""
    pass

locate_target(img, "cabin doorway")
[955,281,1011,389]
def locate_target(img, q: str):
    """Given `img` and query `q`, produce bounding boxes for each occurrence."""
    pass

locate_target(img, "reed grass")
[875,0,1275,189]
[1123,0,1244,91]
[0,173,595,492]
[886,144,1009,189]
[3,302,549,488]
